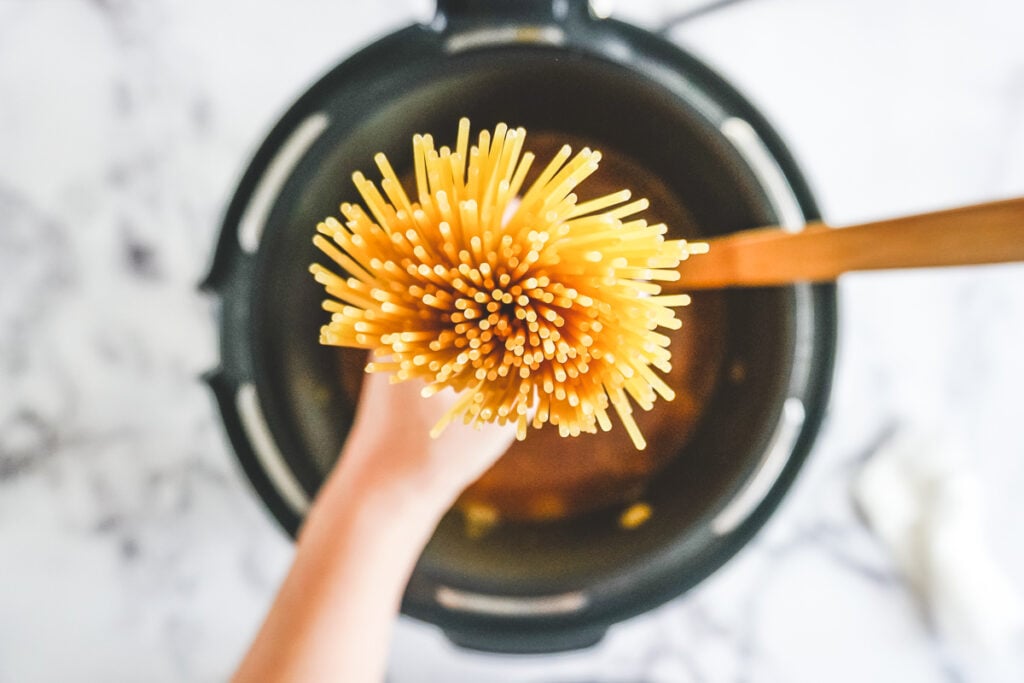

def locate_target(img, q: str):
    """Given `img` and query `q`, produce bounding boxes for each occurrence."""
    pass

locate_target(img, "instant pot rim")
[204,10,838,654]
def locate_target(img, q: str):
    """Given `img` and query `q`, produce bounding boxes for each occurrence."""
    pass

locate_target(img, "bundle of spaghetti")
[311,118,706,449]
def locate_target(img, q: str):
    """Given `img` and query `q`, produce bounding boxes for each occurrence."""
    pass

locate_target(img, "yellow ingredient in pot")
[618,502,652,530]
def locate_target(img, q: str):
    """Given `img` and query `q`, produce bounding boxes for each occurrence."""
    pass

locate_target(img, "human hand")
[323,368,519,518]
[236,370,516,683]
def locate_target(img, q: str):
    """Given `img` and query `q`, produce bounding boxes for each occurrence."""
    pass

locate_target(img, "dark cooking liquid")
[335,132,726,523]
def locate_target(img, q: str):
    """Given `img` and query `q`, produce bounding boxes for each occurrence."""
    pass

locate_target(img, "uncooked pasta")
[310,119,705,449]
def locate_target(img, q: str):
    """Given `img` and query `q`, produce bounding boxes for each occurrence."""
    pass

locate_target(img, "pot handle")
[435,0,592,25]
[442,623,608,654]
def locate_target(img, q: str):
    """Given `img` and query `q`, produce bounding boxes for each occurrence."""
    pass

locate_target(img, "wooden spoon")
[670,197,1024,290]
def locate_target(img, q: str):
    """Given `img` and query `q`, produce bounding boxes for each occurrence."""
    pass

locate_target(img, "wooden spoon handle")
[671,197,1024,290]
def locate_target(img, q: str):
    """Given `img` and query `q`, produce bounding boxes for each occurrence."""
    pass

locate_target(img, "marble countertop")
[1,1,1022,681]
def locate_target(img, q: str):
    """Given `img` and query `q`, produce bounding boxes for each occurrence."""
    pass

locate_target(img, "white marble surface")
[1,0,1022,681]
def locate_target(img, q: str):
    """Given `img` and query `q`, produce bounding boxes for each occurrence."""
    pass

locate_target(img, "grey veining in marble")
[1,1,1022,681]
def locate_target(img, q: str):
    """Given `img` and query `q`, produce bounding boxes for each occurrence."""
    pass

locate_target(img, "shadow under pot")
[203,0,836,655]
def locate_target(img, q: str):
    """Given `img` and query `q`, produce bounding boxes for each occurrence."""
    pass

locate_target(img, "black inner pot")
[206,6,836,655]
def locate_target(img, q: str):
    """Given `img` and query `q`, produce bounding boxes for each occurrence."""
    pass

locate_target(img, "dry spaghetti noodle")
[311,119,705,449]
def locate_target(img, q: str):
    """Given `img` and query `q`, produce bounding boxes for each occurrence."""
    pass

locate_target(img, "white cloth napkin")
[854,428,1024,681]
